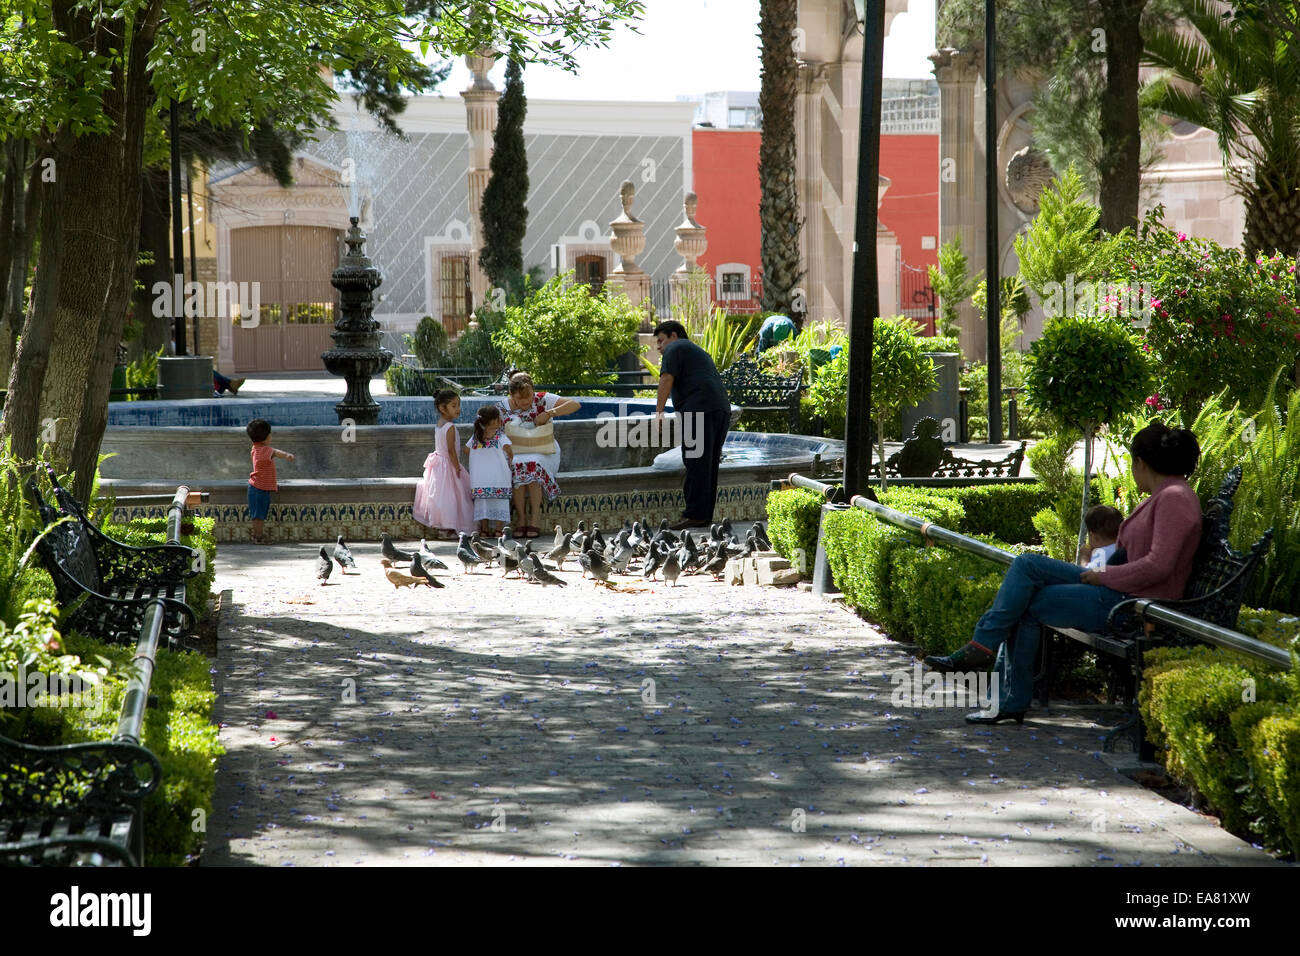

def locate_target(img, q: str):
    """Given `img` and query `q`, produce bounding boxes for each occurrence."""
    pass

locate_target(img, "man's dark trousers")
[682,409,730,522]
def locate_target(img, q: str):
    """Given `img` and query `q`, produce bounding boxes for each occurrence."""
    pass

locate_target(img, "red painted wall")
[691,127,939,314]
[879,133,940,272]
[692,128,761,285]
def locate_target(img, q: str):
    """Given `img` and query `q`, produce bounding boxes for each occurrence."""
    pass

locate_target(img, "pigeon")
[610,545,633,575]
[469,532,496,565]
[381,533,414,564]
[496,526,520,564]
[456,533,484,573]
[571,520,589,554]
[316,546,333,584]
[410,553,446,588]
[332,536,357,573]
[642,540,665,581]
[417,539,449,570]
[550,524,566,551]
[628,522,645,553]
[702,542,730,578]
[381,558,428,588]
[580,539,611,583]
[518,549,541,582]
[530,560,568,587]
[544,532,571,569]
[499,541,522,578]
[751,522,772,552]
[662,547,682,587]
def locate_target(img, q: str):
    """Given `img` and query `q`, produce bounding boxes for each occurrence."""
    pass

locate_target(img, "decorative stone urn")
[609,180,646,274]
[673,192,707,273]
[321,217,393,425]
[465,49,497,90]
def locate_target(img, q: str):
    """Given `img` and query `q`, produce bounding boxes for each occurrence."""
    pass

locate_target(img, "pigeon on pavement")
[662,547,682,587]
[469,532,496,565]
[332,536,357,573]
[410,553,446,588]
[544,533,571,569]
[417,539,449,570]
[381,558,429,588]
[316,547,333,584]
[381,533,414,564]
[456,533,484,573]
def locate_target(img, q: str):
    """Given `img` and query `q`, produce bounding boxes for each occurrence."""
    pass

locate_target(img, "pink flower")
[1177,233,1188,241]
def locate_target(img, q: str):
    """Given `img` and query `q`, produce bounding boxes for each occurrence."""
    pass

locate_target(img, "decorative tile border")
[110,483,773,544]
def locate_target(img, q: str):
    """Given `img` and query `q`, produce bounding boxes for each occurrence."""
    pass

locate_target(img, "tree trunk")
[758,0,804,315]
[1097,0,1147,235]
[0,140,38,381]
[0,141,66,470]
[36,0,162,504]
[130,165,174,362]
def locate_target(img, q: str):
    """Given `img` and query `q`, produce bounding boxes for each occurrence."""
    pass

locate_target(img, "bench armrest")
[0,735,162,815]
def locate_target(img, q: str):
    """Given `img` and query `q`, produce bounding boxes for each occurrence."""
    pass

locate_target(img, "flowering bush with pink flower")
[1106,206,1300,419]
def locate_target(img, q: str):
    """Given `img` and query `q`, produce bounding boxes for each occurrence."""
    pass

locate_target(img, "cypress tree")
[480,58,530,295]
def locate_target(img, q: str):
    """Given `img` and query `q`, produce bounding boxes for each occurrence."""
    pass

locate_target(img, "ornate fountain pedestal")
[322,217,392,424]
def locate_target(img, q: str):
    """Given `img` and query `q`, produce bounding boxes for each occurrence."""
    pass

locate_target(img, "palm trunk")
[758,0,803,315]
[1097,0,1147,235]
[1241,170,1300,260]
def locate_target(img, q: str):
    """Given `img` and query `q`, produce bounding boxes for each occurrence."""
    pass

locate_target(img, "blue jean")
[247,485,272,520]
[971,552,1127,712]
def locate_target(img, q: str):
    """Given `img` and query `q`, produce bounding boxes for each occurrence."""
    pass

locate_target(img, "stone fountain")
[322,217,393,424]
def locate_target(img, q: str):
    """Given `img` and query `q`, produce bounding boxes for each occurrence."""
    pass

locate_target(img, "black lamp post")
[844,0,886,498]
[984,0,1003,442]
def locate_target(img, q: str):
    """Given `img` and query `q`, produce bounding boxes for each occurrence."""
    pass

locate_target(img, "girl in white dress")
[467,405,514,535]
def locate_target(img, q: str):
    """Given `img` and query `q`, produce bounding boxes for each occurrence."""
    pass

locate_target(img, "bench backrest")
[1182,466,1272,628]
[28,481,103,597]
[719,353,801,404]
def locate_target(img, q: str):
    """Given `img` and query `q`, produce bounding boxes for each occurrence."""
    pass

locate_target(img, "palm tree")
[1143,0,1300,258]
[758,0,803,316]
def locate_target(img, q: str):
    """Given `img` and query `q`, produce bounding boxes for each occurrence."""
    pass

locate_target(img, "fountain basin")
[101,396,843,542]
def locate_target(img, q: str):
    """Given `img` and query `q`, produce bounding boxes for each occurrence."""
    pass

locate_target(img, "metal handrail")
[786,471,1294,671]
[166,485,190,544]
[113,599,165,747]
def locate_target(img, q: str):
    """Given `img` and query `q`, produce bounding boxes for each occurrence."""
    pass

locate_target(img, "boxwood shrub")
[765,489,823,569]
[939,484,1051,545]
[1140,644,1298,857]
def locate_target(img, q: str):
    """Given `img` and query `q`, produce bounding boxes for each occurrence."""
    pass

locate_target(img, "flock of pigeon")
[313,520,773,591]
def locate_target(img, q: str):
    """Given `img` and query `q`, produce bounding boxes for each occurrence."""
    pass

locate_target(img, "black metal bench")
[1039,466,1273,754]
[719,352,802,432]
[29,465,199,649]
[0,598,166,866]
[870,416,1027,478]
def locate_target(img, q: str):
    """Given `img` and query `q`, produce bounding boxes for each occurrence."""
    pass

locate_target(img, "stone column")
[930,47,984,358]
[795,61,830,324]
[605,181,652,313]
[670,192,709,326]
[876,175,901,318]
[461,50,498,314]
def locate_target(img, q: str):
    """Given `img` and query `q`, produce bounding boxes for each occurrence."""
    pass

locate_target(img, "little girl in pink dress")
[414,390,474,536]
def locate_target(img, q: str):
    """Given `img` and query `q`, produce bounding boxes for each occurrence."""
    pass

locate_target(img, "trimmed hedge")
[939,484,1051,545]
[766,488,823,572]
[1140,644,1300,858]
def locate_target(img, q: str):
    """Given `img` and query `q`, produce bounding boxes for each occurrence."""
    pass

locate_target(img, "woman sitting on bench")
[924,421,1204,724]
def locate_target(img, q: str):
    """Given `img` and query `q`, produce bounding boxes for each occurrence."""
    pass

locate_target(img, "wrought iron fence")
[646,273,766,319]
[900,262,936,334]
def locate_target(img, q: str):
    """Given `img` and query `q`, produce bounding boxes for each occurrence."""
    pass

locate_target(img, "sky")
[431,0,938,101]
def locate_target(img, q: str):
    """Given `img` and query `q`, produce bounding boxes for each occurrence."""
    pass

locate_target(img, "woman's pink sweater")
[1097,477,1203,599]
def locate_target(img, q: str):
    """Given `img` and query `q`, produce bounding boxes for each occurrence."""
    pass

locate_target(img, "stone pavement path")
[203,537,1279,867]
